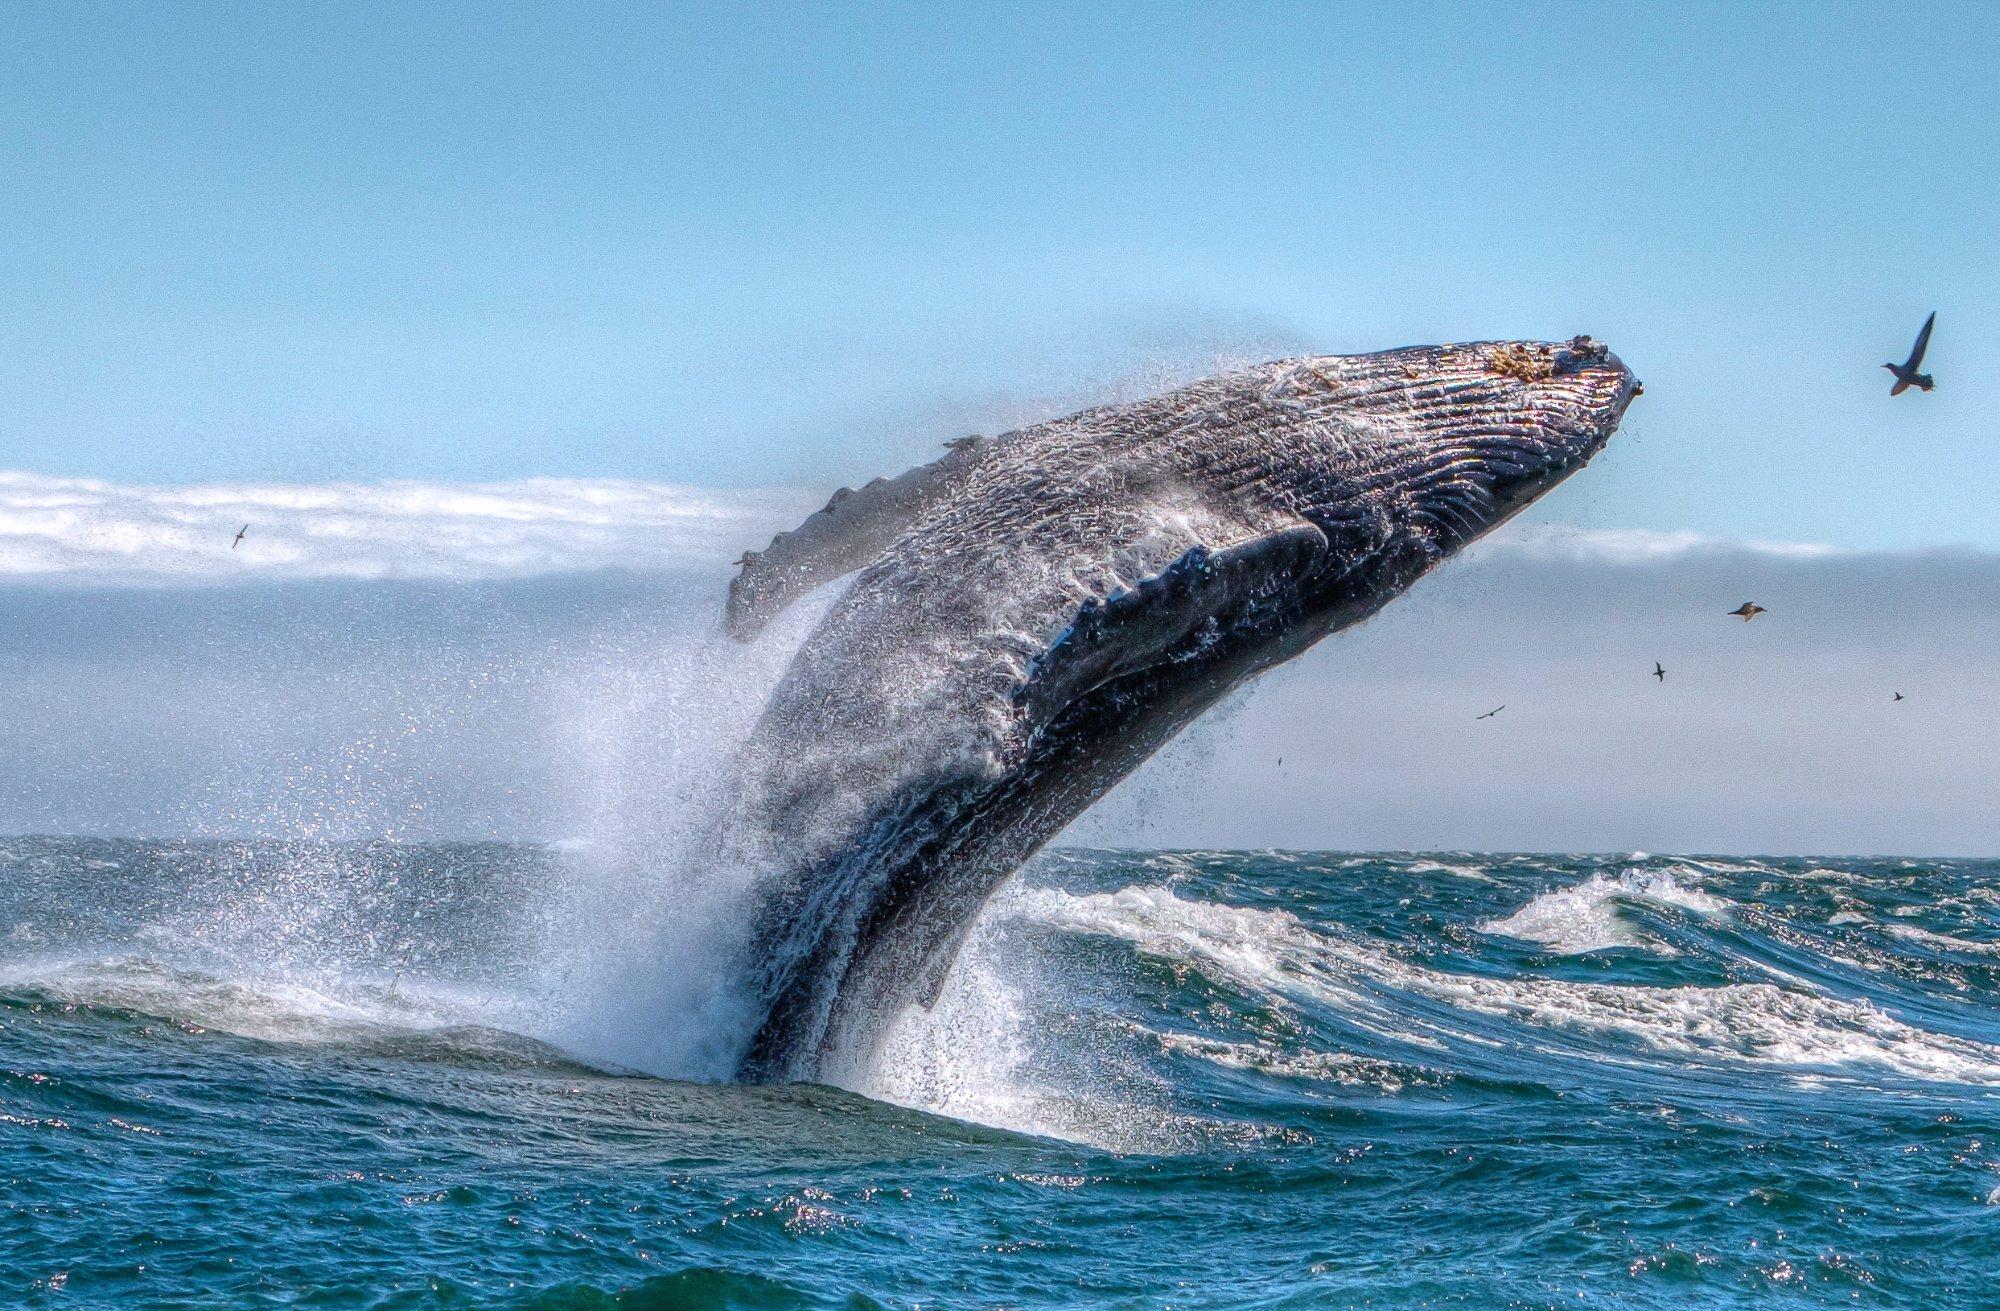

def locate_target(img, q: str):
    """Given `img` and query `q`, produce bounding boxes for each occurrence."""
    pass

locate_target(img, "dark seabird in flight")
[1476,705,1504,720]
[1894,692,1905,702]
[1653,662,1665,682]
[1884,312,1936,396]
[1728,602,1766,621]
[232,524,248,549]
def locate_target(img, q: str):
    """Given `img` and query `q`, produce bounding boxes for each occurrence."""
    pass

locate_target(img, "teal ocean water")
[7,839,2000,1307]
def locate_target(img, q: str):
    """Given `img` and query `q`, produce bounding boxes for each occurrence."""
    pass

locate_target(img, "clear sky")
[3,2,1996,549]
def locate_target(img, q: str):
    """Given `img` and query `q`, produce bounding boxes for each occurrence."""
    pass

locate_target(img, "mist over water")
[9,530,2000,855]
[0,567,856,1084]
[528,577,860,1080]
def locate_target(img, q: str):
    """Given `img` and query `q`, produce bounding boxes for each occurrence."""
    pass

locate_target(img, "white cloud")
[1475,522,1843,564]
[0,472,811,586]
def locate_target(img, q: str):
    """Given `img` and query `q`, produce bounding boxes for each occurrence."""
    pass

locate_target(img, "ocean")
[6,838,1999,1307]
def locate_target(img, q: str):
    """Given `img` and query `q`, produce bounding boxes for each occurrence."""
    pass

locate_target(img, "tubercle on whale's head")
[1453,335,1637,516]
[1292,336,1639,558]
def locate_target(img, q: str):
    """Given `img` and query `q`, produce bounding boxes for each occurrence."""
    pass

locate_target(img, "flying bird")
[1653,662,1666,682]
[1894,692,1905,702]
[1476,705,1504,720]
[231,524,248,549]
[1728,603,1766,621]
[1884,312,1936,396]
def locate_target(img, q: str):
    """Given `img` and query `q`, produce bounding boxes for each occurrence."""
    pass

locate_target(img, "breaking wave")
[1480,867,1729,954]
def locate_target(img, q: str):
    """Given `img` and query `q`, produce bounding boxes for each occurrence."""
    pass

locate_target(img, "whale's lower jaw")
[734,551,1418,1085]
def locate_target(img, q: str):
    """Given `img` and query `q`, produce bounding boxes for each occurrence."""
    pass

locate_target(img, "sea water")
[6,839,1999,1307]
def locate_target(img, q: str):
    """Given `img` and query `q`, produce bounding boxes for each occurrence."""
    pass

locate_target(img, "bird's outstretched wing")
[1905,311,1936,371]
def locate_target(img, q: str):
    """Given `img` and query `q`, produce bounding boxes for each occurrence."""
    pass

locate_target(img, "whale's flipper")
[1012,522,1329,728]
[851,521,1332,1022]
[727,438,991,640]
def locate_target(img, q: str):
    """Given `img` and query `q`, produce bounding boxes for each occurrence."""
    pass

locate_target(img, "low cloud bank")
[1075,542,2000,855]
[3,471,1996,855]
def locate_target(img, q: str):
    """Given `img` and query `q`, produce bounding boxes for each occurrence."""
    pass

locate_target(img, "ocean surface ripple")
[6,839,2000,1307]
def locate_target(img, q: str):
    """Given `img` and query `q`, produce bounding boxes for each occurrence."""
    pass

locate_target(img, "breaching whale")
[721,337,1638,1082]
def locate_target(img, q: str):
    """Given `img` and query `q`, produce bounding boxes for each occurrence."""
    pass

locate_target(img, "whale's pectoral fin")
[727,437,992,640]
[1014,522,1329,724]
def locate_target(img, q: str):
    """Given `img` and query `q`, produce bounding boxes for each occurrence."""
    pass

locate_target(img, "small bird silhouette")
[232,524,248,549]
[1884,312,1936,396]
[1894,692,1905,702]
[1653,662,1666,682]
[1476,705,1504,720]
[1728,603,1766,621]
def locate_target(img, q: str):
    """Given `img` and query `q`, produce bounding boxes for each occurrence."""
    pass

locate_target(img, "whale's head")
[1282,335,1637,569]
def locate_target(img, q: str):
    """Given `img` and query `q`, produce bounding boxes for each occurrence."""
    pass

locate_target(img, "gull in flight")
[1884,311,1936,396]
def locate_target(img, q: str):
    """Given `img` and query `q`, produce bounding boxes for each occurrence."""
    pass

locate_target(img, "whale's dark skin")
[721,337,1638,1083]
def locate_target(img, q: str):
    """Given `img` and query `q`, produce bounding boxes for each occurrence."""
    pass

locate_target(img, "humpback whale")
[721,336,1638,1082]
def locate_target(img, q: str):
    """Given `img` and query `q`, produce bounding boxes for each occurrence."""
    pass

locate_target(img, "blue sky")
[1,2,1995,548]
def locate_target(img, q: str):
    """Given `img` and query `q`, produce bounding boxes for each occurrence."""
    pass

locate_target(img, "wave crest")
[1481,869,1728,954]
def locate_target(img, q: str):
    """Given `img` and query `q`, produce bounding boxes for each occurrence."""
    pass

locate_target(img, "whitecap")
[1156,1031,1423,1093]
[0,954,510,1047]
[1481,870,1727,955]
[1885,923,2000,958]
[1403,859,1500,883]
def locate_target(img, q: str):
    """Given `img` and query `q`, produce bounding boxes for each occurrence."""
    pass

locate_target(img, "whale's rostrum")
[718,337,1638,1082]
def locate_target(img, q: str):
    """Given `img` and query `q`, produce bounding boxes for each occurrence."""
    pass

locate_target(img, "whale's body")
[722,338,1637,1082]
